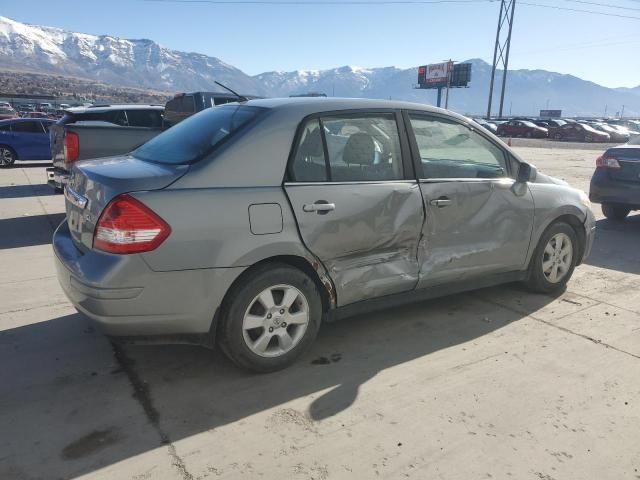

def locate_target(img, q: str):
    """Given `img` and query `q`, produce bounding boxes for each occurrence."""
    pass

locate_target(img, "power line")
[144,0,497,4]
[562,0,640,11]
[144,0,640,20]
[519,1,640,19]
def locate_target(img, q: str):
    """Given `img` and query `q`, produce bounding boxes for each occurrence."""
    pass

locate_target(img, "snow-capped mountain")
[0,15,263,94]
[256,60,640,117]
[1,15,639,116]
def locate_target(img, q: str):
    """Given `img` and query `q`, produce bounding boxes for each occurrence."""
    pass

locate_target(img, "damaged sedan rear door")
[284,110,424,306]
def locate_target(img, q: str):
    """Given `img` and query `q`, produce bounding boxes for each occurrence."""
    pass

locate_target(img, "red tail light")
[596,153,621,169]
[64,131,79,162]
[93,194,171,254]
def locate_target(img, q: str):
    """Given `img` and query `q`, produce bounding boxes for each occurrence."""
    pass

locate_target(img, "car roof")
[239,97,466,122]
[66,104,165,114]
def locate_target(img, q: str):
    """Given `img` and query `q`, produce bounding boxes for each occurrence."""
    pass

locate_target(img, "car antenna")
[214,81,248,102]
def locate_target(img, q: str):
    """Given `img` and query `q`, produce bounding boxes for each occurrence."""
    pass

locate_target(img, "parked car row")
[488,116,640,143]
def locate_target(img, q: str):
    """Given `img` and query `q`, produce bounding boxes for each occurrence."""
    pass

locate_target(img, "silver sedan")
[54,98,596,372]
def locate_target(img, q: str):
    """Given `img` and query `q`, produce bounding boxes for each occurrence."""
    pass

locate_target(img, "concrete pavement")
[0,148,638,480]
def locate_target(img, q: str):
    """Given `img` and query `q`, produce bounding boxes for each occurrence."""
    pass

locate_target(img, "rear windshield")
[132,105,265,165]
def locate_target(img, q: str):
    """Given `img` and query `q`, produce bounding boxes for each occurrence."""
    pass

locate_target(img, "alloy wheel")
[242,284,310,358]
[542,233,573,284]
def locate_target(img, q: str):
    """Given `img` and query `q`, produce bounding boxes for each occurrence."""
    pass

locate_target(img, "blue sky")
[3,0,640,87]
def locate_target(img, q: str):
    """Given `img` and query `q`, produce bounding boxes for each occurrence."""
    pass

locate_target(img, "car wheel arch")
[216,255,335,334]
[530,214,586,269]
[0,144,18,160]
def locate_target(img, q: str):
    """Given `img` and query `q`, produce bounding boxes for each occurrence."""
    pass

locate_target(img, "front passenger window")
[409,116,507,179]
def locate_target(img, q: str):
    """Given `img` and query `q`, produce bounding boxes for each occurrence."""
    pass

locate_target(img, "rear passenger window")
[292,119,328,182]
[409,115,507,179]
[290,114,404,182]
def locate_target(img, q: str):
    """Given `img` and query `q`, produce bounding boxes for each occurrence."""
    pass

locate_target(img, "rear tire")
[525,222,578,294]
[218,263,322,373]
[602,203,630,221]
[0,146,16,167]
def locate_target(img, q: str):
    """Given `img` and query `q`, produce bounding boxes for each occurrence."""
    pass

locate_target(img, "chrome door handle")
[429,198,452,208]
[303,202,336,213]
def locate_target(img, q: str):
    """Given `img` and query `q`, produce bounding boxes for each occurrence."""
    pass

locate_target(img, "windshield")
[522,121,537,128]
[132,105,265,165]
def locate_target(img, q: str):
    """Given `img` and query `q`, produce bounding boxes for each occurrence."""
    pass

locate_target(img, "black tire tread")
[524,221,578,294]
[218,262,322,373]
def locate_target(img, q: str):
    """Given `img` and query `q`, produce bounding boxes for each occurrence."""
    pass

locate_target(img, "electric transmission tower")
[486,0,516,119]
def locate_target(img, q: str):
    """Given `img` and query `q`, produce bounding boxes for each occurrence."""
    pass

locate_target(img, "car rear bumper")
[53,220,245,338]
[46,167,69,190]
[589,169,640,209]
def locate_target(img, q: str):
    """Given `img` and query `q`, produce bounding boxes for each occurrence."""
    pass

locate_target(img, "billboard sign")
[417,62,471,89]
[421,62,453,86]
[539,109,562,119]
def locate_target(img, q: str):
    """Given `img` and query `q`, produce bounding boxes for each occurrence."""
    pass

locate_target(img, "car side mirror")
[516,162,535,183]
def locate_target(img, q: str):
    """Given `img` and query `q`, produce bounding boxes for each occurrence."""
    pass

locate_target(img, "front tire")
[602,203,630,221]
[218,263,323,372]
[525,222,578,294]
[0,146,16,167]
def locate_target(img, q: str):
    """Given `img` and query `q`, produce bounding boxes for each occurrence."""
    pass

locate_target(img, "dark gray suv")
[54,98,595,372]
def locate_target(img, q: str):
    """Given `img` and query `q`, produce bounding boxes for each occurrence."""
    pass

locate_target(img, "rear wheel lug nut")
[267,314,272,319]
[280,309,285,314]
[268,327,274,333]
[282,322,287,327]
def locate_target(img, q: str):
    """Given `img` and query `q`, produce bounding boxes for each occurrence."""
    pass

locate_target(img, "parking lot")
[1,139,639,480]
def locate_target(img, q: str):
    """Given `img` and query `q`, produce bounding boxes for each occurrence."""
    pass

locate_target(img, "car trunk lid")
[607,146,640,184]
[64,155,189,249]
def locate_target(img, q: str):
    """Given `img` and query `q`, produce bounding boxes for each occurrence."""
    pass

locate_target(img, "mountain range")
[1,15,638,116]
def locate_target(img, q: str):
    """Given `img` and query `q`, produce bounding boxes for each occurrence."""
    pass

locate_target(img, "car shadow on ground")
[0,287,559,479]
[0,184,59,199]
[0,213,65,249]
[585,214,640,275]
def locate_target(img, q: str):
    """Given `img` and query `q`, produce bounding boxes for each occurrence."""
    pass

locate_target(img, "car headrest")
[343,133,376,166]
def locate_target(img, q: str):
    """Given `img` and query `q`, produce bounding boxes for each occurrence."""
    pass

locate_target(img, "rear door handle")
[303,202,336,214]
[429,198,452,208]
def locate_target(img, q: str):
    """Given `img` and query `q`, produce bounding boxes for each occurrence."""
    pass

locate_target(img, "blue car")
[0,118,54,167]
[589,143,640,220]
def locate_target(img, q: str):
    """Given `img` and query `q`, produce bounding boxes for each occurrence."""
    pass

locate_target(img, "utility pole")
[444,59,453,110]
[487,0,516,119]
[621,105,625,118]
